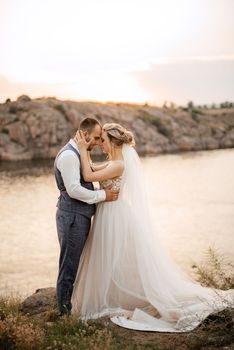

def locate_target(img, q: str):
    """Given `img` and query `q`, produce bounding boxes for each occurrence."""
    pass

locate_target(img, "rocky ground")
[0,95,234,161]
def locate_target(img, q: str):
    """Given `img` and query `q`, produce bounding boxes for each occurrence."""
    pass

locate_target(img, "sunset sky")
[0,0,233,105]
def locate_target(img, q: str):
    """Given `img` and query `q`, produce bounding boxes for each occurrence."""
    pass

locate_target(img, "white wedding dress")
[71,144,234,332]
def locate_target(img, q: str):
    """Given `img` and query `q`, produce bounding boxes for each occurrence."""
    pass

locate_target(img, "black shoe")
[58,304,71,317]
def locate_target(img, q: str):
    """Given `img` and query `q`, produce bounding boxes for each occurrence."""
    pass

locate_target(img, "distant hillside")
[0,95,234,161]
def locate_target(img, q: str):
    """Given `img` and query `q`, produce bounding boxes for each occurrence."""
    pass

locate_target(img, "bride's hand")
[74,130,93,151]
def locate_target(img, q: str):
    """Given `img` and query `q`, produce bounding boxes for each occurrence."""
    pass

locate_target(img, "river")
[0,148,233,297]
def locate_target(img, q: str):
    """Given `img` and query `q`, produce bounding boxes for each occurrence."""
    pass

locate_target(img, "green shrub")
[190,108,202,121]
[140,110,172,138]
[9,105,18,114]
[55,104,66,114]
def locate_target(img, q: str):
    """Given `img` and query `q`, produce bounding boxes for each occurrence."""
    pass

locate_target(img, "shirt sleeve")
[57,151,106,204]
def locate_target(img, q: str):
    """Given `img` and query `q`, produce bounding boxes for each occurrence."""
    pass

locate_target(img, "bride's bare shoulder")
[107,160,124,175]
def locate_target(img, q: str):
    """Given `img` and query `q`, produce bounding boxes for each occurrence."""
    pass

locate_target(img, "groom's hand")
[104,188,119,202]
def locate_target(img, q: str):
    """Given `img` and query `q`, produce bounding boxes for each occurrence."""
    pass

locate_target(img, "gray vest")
[54,143,96,216]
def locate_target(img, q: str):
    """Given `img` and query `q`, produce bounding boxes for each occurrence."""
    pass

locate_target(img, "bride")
[71,123,234,332]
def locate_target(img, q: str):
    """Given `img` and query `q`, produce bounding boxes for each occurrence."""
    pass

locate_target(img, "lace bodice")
[99,160,123,191]
[100,177,122,191]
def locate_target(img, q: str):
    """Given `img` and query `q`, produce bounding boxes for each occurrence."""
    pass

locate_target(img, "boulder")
[20,287,56,317]
[5,121,29,146]
[17,95,31,102]
[175,136,194,152]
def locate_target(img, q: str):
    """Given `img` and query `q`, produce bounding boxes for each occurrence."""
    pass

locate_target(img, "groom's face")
[85,124,102,151]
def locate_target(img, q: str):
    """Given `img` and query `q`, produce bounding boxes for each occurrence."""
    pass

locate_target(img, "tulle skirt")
[71,197,234,332]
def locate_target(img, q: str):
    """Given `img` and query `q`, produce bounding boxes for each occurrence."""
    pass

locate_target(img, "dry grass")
[0,298,113,350]
[192,247,234,290]
[0,297,44,349]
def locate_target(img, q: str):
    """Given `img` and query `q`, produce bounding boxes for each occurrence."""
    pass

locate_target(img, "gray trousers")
[56,208,91,314]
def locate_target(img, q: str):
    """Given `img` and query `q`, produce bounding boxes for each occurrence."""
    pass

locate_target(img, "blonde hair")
[102,123,135,146]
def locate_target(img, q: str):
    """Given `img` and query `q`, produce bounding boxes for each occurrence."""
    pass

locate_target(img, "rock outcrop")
[1,96,234,160]
[20,287,56,319]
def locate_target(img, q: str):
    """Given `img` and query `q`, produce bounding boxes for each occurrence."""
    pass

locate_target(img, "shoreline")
[0,147,233,178]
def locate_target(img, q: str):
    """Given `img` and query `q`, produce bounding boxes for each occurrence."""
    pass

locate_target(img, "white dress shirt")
[56,139,106,204]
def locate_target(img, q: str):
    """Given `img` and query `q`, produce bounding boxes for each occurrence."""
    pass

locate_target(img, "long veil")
[111,144,234,332]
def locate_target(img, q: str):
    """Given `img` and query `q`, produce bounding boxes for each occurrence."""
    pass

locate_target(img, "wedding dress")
[71,144,234,332]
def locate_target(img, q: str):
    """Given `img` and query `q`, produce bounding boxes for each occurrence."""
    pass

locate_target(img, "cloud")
[151,54,234,65]
[131,59,234,105]
[125,55,234,73]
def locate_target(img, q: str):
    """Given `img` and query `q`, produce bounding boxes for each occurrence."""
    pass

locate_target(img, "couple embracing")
[54,117,234,333]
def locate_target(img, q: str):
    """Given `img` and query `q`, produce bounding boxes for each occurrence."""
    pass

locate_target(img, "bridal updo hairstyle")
[102,123,135,147]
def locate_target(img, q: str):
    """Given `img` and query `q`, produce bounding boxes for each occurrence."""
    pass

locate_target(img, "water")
[0,149,234,297]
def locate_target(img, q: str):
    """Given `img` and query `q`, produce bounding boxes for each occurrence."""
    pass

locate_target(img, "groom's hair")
[79,117,101,133]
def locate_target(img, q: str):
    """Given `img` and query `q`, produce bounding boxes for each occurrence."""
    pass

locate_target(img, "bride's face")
[101,131,111,154]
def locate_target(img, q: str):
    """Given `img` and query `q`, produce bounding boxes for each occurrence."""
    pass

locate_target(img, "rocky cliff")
[1,95,234,161]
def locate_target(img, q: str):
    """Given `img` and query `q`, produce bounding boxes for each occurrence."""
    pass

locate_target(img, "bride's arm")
[87,153,108,171]
[90,162,109,171]
[79,148,123,182]
[90,162,108,171]
[74,134,123,182]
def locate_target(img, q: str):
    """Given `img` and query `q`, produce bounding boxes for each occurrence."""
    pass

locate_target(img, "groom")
[54,117,118,316]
